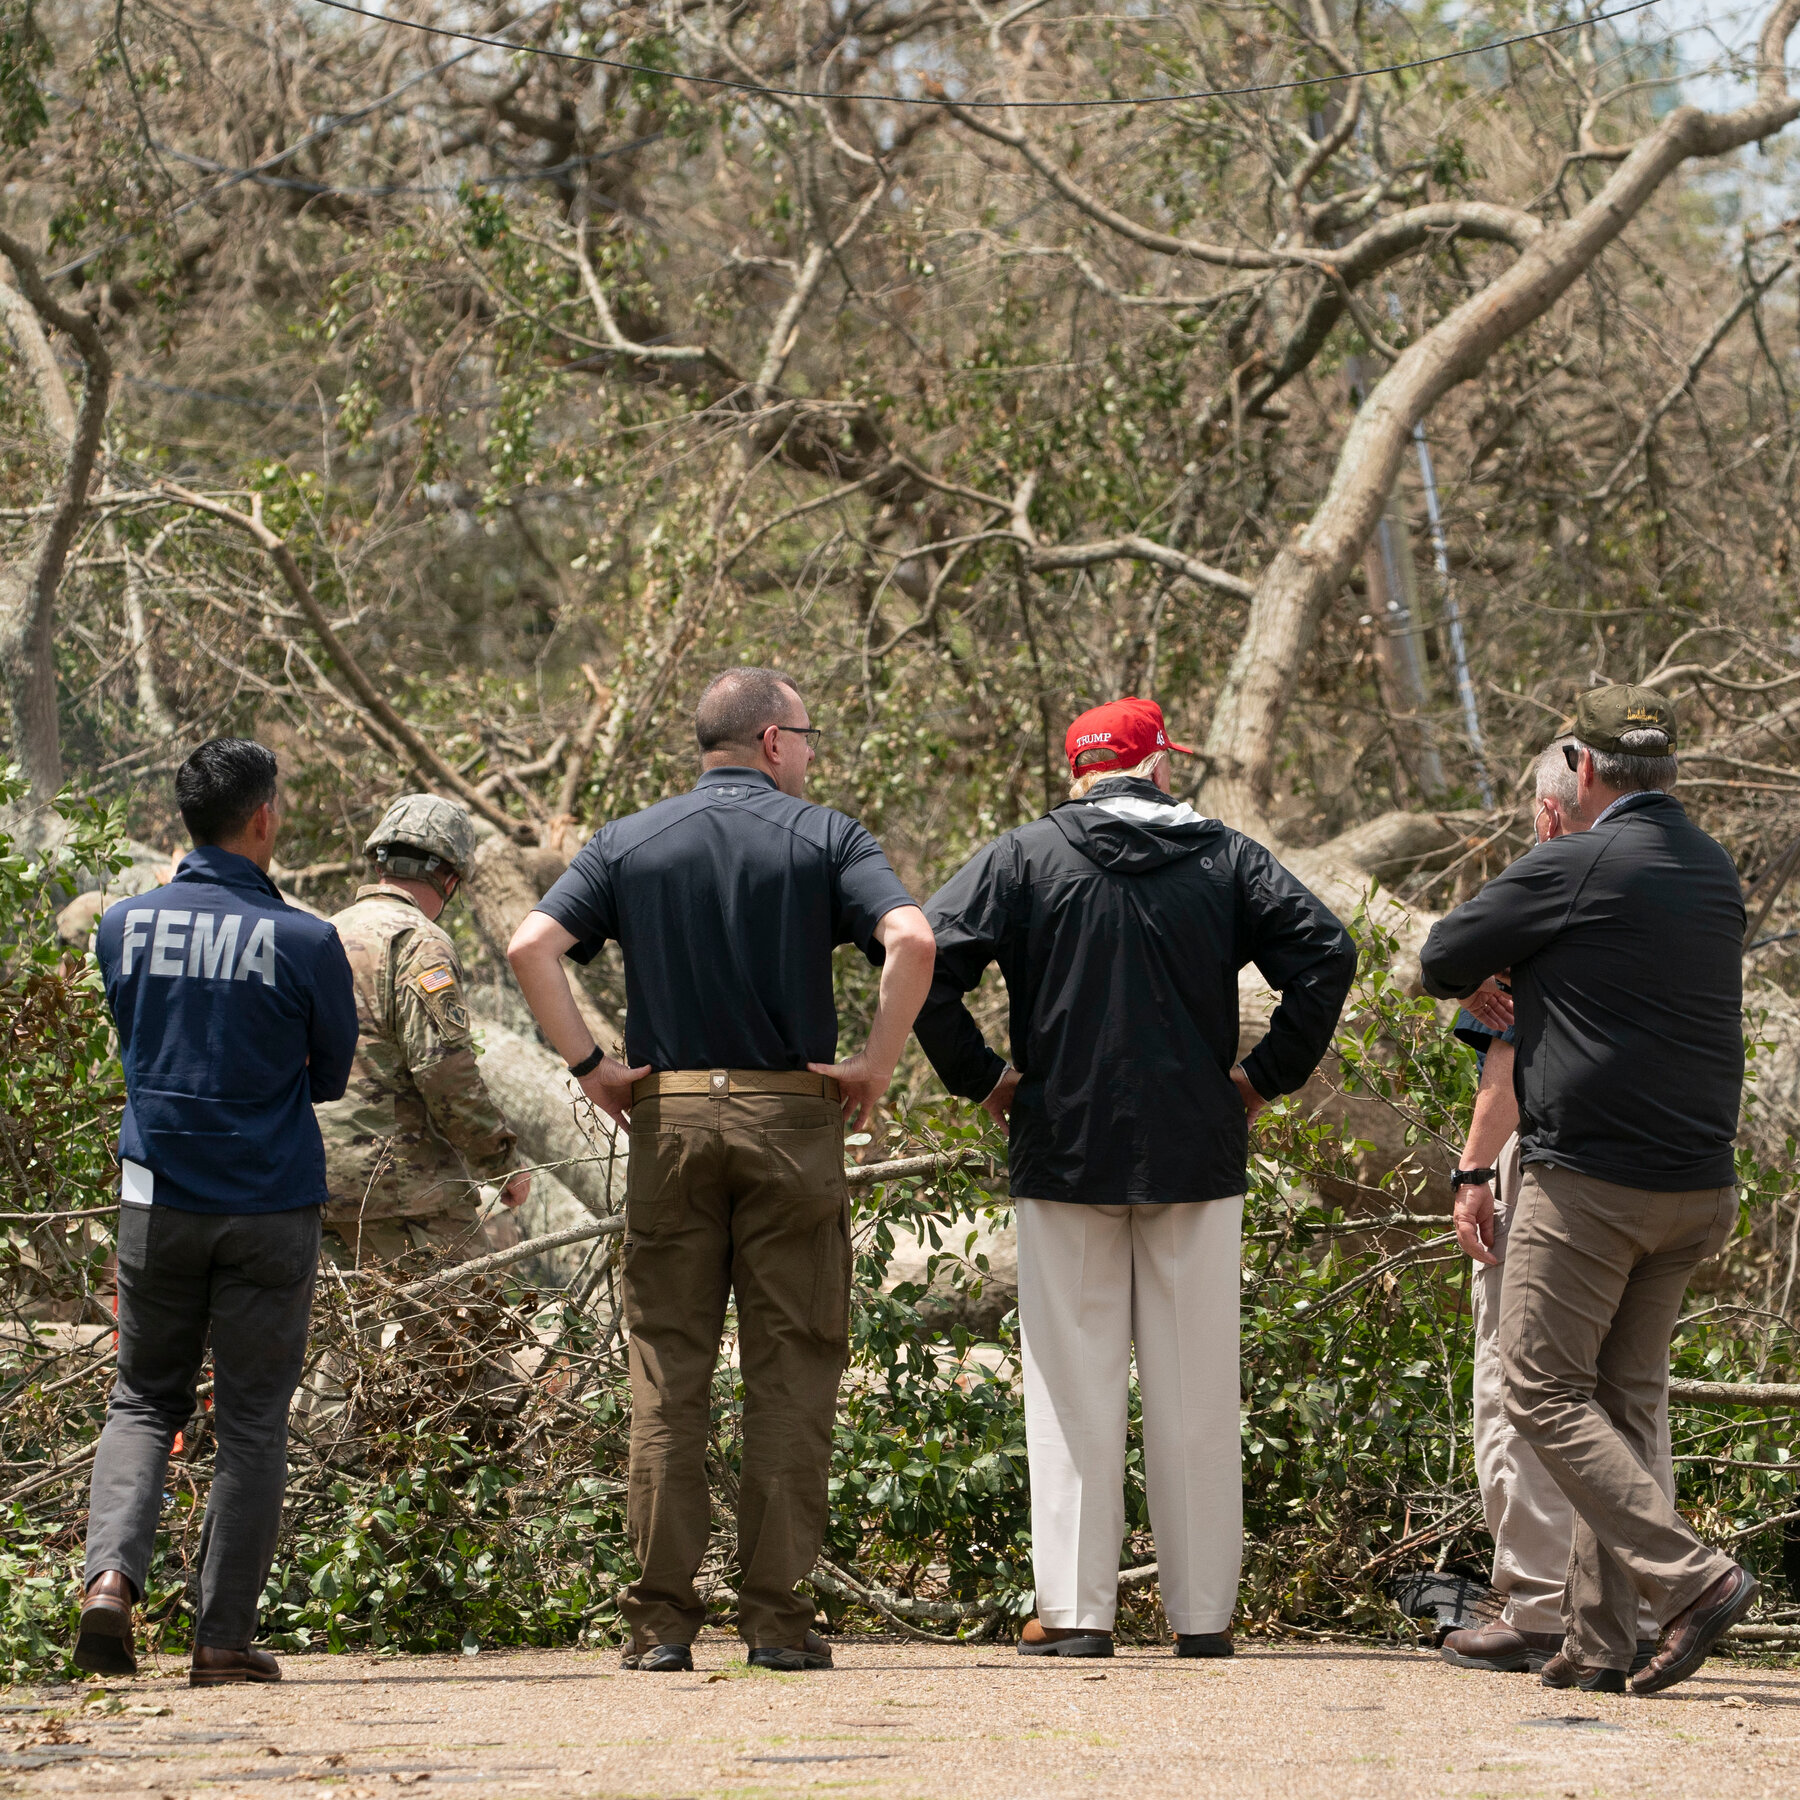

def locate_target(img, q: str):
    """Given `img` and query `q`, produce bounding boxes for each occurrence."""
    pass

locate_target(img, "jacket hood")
[1049,776,1219,874]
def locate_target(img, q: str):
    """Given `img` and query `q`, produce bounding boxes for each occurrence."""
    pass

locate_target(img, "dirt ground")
[3,1633,1797,1800]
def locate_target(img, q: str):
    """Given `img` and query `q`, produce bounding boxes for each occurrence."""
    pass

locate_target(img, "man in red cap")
[915,697,1356,1658]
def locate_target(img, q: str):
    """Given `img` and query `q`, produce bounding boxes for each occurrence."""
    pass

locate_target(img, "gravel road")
[3,1634,1796,1798]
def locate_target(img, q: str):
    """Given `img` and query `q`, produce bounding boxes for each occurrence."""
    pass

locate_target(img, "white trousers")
[1017,1197,1243,1634]
[1473,1136,1667,1636]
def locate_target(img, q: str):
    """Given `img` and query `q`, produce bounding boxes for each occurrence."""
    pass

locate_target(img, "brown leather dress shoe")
[1018,1617,1113,1659]
[190,1645,282,1687]
[73,1571,137,1677]
[1539,1650,1625,1693]
[1632,1565,1759,1697]
[1440,1623,1562,1673]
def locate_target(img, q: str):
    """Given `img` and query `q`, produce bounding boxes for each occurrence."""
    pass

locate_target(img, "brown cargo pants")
[620,1084,851,1651]
[1499,1162,1739,1671]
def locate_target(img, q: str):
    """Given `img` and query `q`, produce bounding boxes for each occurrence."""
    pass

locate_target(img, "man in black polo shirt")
[1422,687,1753,1696]
[507,667,935,1672]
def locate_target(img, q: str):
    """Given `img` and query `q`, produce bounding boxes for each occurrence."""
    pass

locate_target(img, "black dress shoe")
[1633,1565,1760,1697]
[1539,1651,1625,1693]
[190,1645,281,1686]
[1175,1633,1234,1658]
[747,1630,833,1671]
[621,1642,693,1672]
[73,1572,136,1677]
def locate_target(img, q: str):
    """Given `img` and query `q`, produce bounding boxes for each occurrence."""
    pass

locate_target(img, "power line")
[308,0,1664,109]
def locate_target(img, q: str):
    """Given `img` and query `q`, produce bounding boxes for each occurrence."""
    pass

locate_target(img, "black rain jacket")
[914,778,1357,1205]
[1419,791,1744,1191]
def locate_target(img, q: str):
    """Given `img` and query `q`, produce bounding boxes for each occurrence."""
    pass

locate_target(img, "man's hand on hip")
[981,1064,1021,1132]
[1455,1182,1501,1266]
[498,1169,533,1210]
[809,1051,895,1133]
[1231,1064,1269,1125]
[578,1054,652,1128]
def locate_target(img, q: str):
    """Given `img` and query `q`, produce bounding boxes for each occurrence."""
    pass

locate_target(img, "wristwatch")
[567,1045,605,1078]
[1451,1167,1497,1191]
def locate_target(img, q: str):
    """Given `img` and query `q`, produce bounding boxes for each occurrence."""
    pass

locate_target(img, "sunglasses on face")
[1562,743,1583,773]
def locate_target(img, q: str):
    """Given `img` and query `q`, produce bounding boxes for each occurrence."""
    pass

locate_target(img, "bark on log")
[474,1018,626,1219]
[1667,1378,1800,1407]
[464,832,619,1050]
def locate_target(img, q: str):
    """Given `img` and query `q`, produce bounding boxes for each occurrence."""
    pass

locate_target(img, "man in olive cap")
[1421,689,1756,1697]
[315,796,530,1267]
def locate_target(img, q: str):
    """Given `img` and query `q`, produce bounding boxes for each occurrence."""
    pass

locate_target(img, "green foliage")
[0,0,49,150]
[0,767,128,1222]
[1,877,1794,1678]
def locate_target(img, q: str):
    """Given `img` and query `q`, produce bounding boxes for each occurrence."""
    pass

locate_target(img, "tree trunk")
[473,1019,627,1220]
[1199,13,1800,832]
[0,235,113,818]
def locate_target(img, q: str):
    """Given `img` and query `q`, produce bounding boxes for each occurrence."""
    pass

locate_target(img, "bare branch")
[149,480,535,843]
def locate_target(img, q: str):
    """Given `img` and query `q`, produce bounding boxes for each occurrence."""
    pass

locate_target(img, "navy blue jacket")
[95,846,358,1213]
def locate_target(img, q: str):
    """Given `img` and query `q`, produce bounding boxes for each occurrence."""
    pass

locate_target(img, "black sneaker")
[747,1630,833,1671]
[621,1642,693,1672]
[1175,1633,1234,1659]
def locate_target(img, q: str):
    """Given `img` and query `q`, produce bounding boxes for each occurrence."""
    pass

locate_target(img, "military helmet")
[365,794,477,883]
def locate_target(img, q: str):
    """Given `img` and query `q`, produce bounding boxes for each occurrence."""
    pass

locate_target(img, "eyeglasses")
[1562,743,1584,773]
[770,724,823,745]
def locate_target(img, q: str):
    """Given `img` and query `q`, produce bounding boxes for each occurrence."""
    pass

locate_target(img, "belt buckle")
[709,1069,729,1097]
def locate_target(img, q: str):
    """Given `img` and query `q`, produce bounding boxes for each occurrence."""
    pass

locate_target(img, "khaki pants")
[621,1089,850,1650]
[1499,1162,1738,1670]
[1471,1136,1665,1637]
[1017,1196,1243,1636]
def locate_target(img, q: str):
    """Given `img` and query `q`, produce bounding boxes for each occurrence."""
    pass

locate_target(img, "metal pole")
[1383,291,1493,805]
[1411,423,1493,806]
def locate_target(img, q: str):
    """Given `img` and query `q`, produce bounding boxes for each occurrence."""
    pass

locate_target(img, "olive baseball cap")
[1573,685,1677,755]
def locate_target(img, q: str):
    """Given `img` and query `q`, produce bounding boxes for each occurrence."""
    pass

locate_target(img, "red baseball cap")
[1064,696,1195,776]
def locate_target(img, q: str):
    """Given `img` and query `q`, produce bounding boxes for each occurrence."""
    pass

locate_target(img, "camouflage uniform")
[315,881,521,1268]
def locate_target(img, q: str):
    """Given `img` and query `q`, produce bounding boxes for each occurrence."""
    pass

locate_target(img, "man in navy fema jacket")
[76,739,356,1686]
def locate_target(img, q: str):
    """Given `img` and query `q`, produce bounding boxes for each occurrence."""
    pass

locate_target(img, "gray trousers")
[85,1204,320,1649]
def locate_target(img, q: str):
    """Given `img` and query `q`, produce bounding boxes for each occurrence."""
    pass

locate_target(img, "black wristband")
[1451,1167,1497,1191]
[567,1045,605,1078]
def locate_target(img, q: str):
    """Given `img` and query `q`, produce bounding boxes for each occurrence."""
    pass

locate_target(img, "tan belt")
[632,1068,840,1102]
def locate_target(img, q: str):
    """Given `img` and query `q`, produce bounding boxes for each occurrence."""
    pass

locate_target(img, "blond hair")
[1069,749,1168,801]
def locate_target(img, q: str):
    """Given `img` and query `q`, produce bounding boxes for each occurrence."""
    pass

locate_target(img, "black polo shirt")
[1421,792,1744,1190]
[535,767,916,1072]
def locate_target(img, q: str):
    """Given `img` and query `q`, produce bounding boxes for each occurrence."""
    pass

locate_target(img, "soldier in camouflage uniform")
[315,796,531,1268]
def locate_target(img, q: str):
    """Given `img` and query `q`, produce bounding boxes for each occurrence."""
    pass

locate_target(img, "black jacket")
[915,779,1357,1205]
[1419,792,1744,1191]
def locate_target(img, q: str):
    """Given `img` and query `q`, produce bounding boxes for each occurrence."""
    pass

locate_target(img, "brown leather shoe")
[1539,1650,1625,1693]
[73,1571,136,1677]
[1018,1617,1113,1659]
[1632,1565,1759,1697]
[189,1645,282,1687]
[1440,1622,1562,1672]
